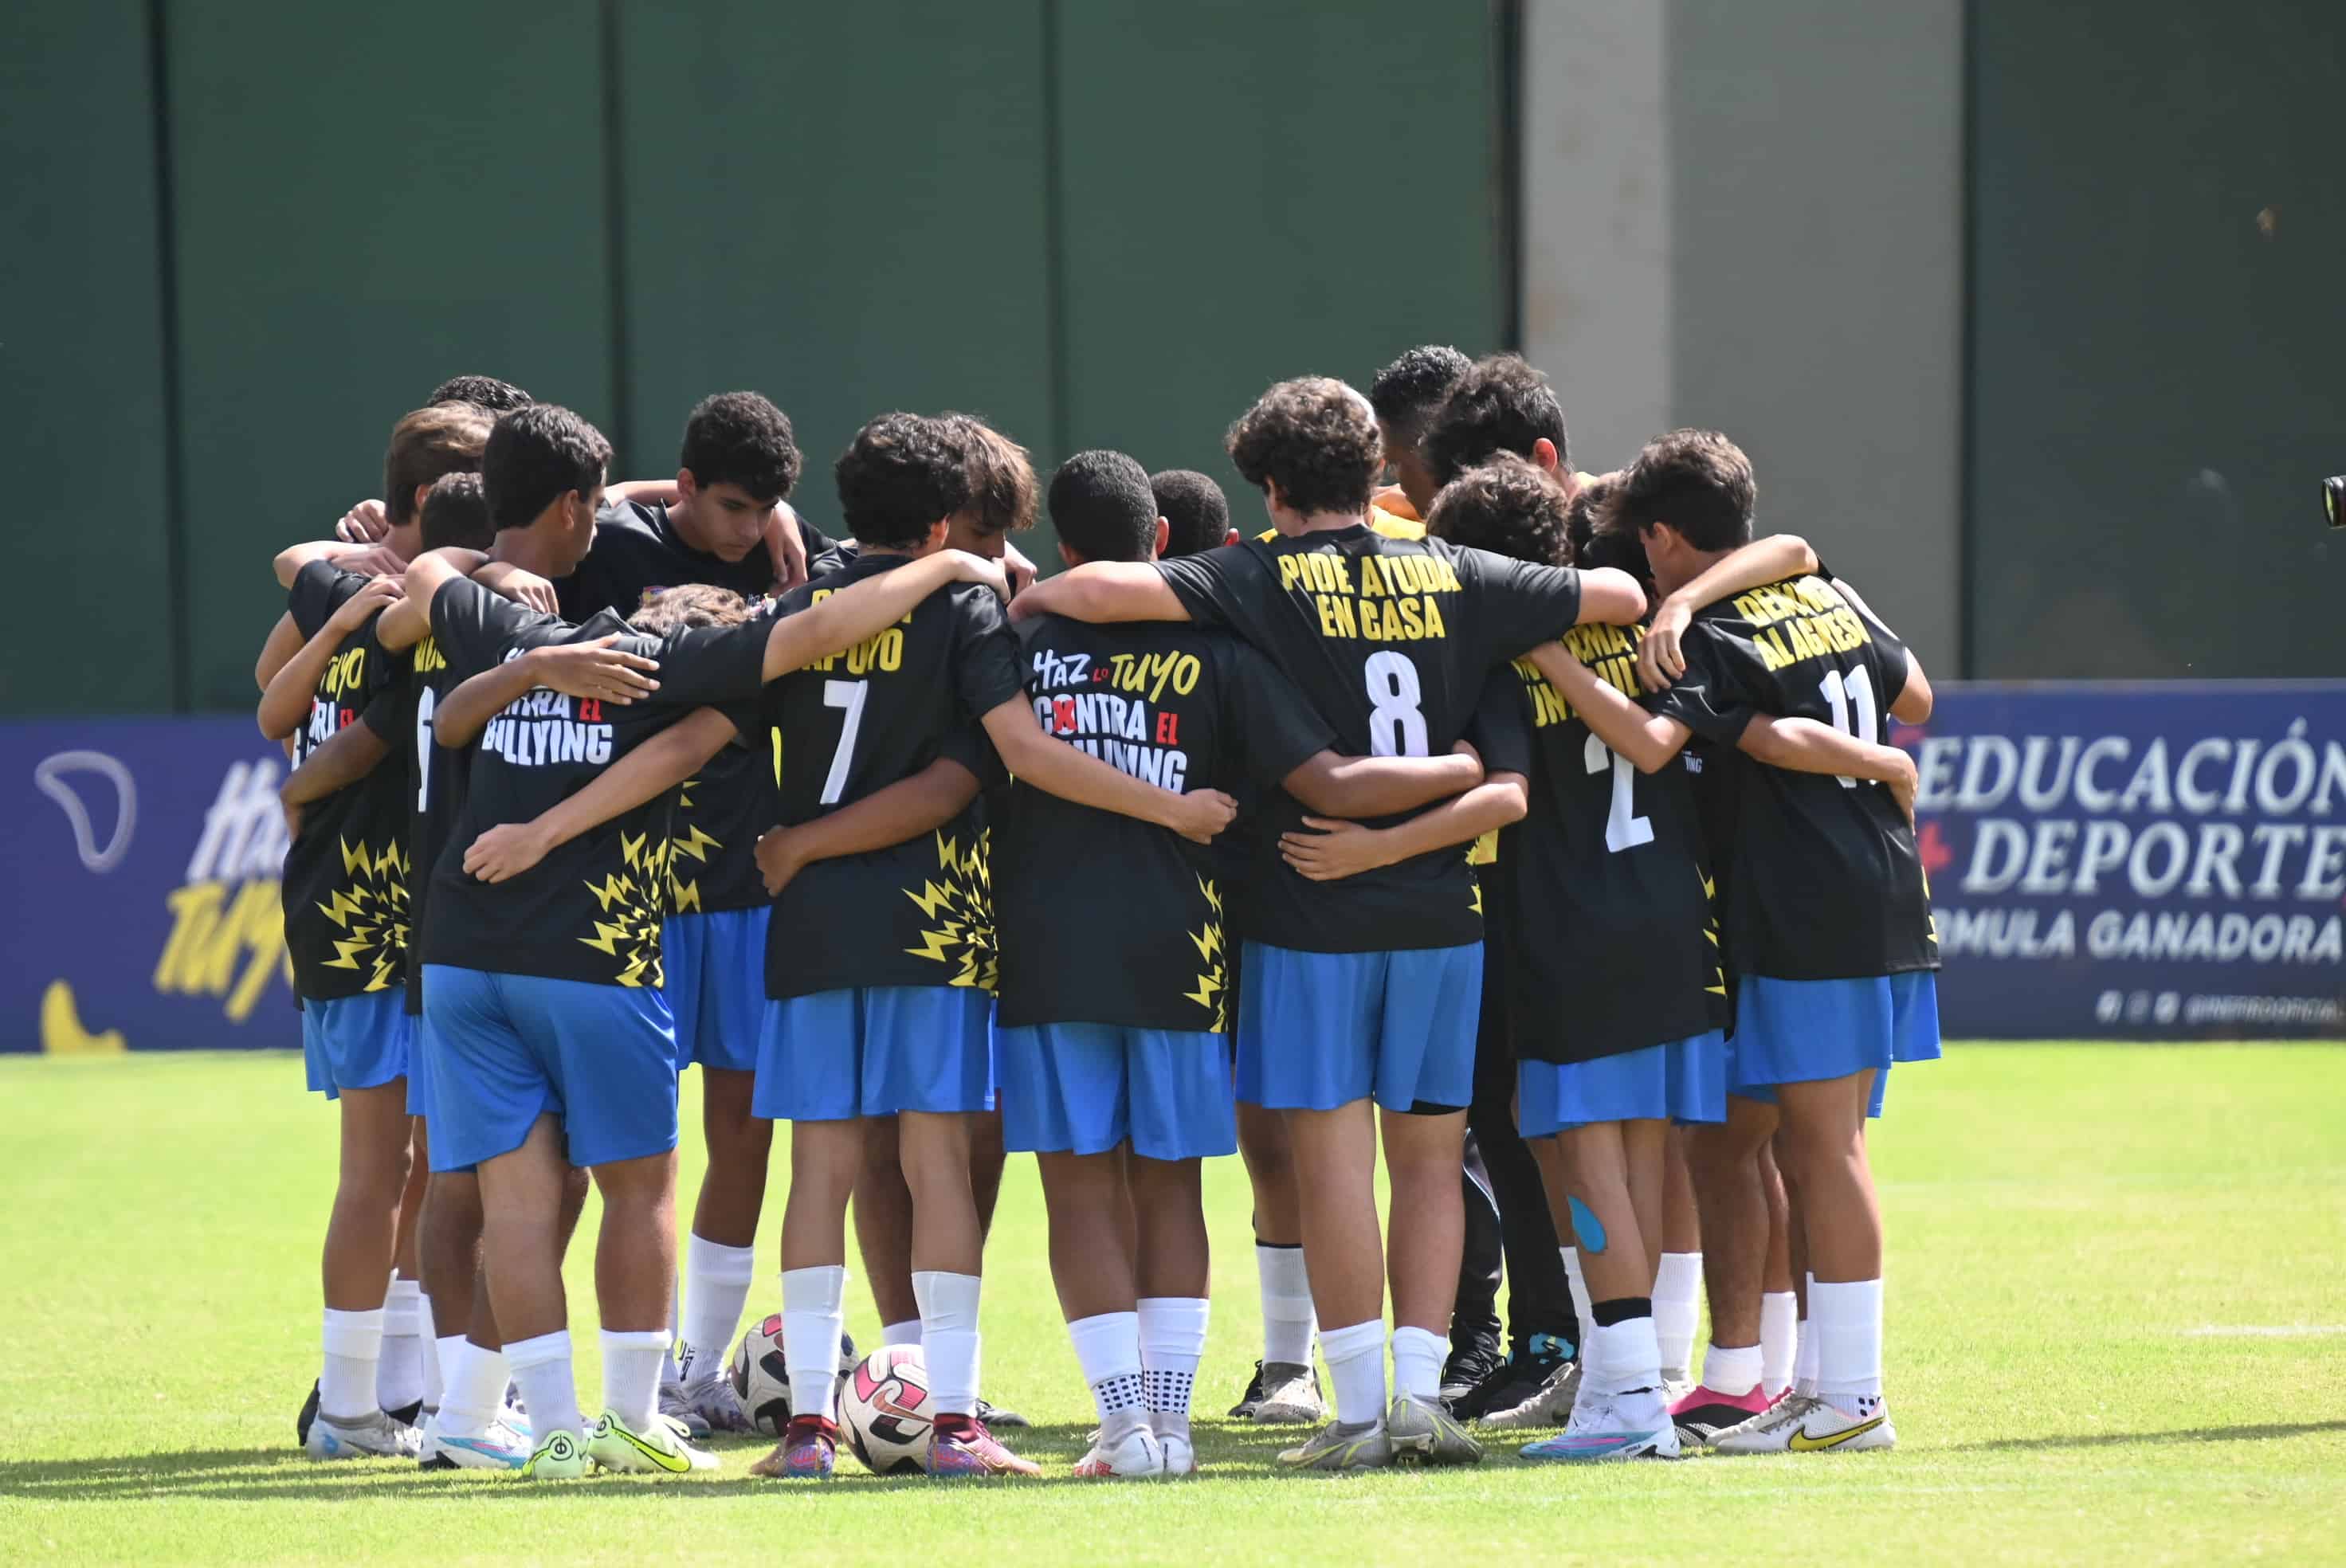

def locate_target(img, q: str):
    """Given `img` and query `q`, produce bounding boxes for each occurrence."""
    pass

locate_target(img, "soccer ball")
[729,1315,865,1437]
[729,1313,794,1437]
[842,1344,934,1475]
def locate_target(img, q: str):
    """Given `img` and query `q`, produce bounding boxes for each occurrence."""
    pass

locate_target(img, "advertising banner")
[1909,681,2346,1038]
[2,719,297,1054]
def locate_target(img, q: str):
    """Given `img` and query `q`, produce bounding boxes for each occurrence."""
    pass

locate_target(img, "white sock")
[661,1284,682,1386]
[782,1265,849,1425]
[681,1236,758,1382]
[1652,1252,1702,1382]
[1760,1291,1799,1396]
[416,1292,441,1413]
[378,1277,425,1415]
[913,1270,983,1419]
[882,1319,922,1348]
[506,1330,582,1440]
[1388,1324,1446,1404]
[1795,1271,1819,1397]
[438,1336,507,1437]
[1559,1249,1596,1360]
[1069,1311,1147,1441]
[1810,1278,1885,1413]
[320,1307,385,1421]
[1138,1296,1209,1437]
[1701,1340,1763,1398]
[1319,1319,1387,1426]
[601,1328,672,1433]
[1588,1315,1663,1399]
[1255,1244,1316,1366]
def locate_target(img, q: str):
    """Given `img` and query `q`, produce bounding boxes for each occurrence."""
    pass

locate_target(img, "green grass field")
[4,1045,2342,1565]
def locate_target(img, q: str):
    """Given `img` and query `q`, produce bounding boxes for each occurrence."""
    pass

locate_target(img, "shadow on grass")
[1945,1419,2346,1453]
[0,1421,1318,1503]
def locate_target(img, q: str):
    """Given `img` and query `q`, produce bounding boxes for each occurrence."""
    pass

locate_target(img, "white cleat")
[1518,1387,1682,1462]
[1712,1393,1897,1455]
[1251,1362,1327,1425]
[1477,1359,1583,1429]
[676,1372,757,1434]
[303,1408,422,1461]
[1157,1429,1198,1476]
[1073,1424,1165,1479]
[657,1380,713,1439]
[421,1415,532,1472]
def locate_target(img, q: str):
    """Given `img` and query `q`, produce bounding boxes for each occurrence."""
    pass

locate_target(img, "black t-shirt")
[1647,570,1937,980]
[1478,630,1728,1064]
[756,553,1025,1000]
[1155,527,1586,953]
[397,594,590,1013]
[281,563,412,1002]
[418,575,770,987]
[992,614,1335,1033]
[665,732,771,916]
[556,498,834,621]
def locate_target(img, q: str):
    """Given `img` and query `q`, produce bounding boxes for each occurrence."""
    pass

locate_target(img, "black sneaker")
[1465,1333,1572,1422]
[975,1397,1029,1429]
[1228,1358,1268,1419]
[296,1380,320,1446]
[1438,1339,1505,1408]
[1444,1352,1523,1421]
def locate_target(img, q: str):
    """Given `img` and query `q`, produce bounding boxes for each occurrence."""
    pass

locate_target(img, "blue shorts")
[301,990,414,1100]
[1517,1032,1728,1138]
[1729,972,1940,1114]
[663,907,768,1074]
[420,963,678,1173]
[1235,941,1482,1114]
[995,1022,1238,1161]
[405,1013,432,1118]
[752,986,994,1122]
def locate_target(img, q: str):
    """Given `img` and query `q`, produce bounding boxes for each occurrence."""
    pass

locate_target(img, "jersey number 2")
[1363,651,1429,757]
[818,680,869,805]
[1583,733,1654,852]
[1817,666,1879,788]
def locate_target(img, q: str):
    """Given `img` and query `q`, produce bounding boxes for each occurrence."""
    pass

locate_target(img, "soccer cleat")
[1386,1392,1485,1465]
[521,1427,589,1480]
[1228,1360,1267,1418]
[1519,1386,1681,1462]
[295,1381,320,1447]
[1477,1357,1583,1429]
[386,1398,425,1429]
[303,1408,422,1461]
[1159,1429,1198,1476]
[1073,1424,1164,1479]
[1670,1382,1778,1448]
[420,1416,532,1472]
[1278,1418,1392,1472]
[975,1397,1029,1429]
[1251,1361,1327,1425]
[1712,1394,1896,1455]
[587,1408,718,1474]
[748,1415,838,1480]
[676,1371,756,1434]
[928,1418,1042,1478]
[1458,1333,1571,1422]
[656,1381,713,1440]
[1438,1339,1505,1407]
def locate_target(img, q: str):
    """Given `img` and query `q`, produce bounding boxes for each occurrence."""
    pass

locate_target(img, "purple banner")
[1903,682,2346,1038]
[2,719,298,1053]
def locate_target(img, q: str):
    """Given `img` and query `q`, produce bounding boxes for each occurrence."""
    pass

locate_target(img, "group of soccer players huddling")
[264,346,1937,1483]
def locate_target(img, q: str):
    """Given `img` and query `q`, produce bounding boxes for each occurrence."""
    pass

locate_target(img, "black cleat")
[386,1399,425,1429]
[1445,1352,1524,1421]
[1438,1339,1505,1408]
[296,1380,320,1447]
[975,1397,1029,1429]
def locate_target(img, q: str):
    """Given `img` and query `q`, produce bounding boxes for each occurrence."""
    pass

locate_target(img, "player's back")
[1156,523,1584,953]
[755,552,1023,998]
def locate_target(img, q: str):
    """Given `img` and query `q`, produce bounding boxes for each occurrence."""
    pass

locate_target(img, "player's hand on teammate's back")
[1638,598,1693,691]
[336,544,410,579]
[462,821,555,884]
[754,825,807,896]
[1170,788,1239,845]
[1278,816,1390,881]
[335,498,390,543]
[945,548,1012,602]
[764,503,810,593]
[326,574,404,633]
[524,637,661,704]
[475,561,562,613]
[1002,540,1038,598]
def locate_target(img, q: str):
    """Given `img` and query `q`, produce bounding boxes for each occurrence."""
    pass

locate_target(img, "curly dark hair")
[418,471,493,553]
[383,402,492,527]
[1048,450,1159,564]
[1151,468,1231,558]
[628,583,752,636]
[681,391,802,504]
[1226,376,1379,518]
[938,414,1038,535]
[426,375,533,414]
[481,404,611,532]
[834,413,979,549]
[1563,469,1622,563]
[1369,344,1472,445]
[1421,354,1569,489]
[1614,429,1755,552]
[1424,453,1573,567]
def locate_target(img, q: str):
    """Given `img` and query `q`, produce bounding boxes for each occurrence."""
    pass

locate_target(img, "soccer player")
[406,403,1014,1480]
[1367,343,1473,520]
[1530,429,1938,1453]
[998,450,1496,1478]
[1151,468,1240,556]
[1010,377,1648,1471]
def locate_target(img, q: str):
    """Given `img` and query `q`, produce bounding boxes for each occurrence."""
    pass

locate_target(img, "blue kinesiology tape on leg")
[1567,1194,1608,1255]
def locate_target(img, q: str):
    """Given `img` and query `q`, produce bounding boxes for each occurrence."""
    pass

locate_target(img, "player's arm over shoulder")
[1009,559,1192,626]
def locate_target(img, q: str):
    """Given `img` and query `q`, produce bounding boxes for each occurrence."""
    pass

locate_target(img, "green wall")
[0,0,1501,714]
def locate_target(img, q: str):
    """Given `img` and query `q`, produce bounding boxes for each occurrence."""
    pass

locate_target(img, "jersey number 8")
[1363,651,1429,757]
